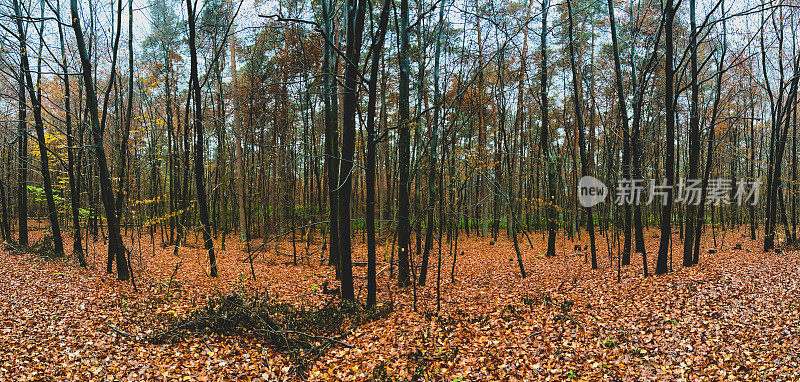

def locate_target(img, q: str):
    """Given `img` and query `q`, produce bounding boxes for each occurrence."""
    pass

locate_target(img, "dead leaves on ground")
[1,228,799,381]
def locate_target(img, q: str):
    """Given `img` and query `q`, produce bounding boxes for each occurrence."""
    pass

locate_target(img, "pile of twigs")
[148,290,392,373]
[5,236,60,259]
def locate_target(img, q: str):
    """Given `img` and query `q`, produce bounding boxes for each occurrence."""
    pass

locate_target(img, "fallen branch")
[108,324,137,340]
[145,292,391,374]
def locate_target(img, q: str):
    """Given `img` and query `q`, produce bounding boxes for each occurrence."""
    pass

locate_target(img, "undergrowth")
[148,289,392,376]
[5,236,62,260]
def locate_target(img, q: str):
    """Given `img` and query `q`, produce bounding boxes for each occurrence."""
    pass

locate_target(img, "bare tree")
[69,0,129,280]
[397,0,412,287]
[14,0,64,256]
[186,0,218,277]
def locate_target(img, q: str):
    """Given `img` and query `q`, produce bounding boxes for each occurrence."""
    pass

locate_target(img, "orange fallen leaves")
[0,227,799,380]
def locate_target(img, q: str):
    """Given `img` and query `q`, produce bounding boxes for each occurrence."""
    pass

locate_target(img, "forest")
[1,0,799,379]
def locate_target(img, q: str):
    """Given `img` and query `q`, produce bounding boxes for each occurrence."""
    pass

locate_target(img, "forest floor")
[1,223,799,381]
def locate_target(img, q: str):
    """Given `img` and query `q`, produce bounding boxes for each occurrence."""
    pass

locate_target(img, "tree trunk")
[70,0,129,280]
[567,0,597,269]
[321,0,341,278]
[420,0,446,286]
[231,33,247,243]
[656,0,678,275]
[683,0,701,268]
[607,0,632,265]
[115,0,133,237]
[693,8,727,265]
[57,0,85,266]
[539,0,557,258]
[365,0,392,307]
[187,0,217,277]
[338,0,367,300]
[15,0,64,256]
[397,0,412,287]
[16,14,28,248]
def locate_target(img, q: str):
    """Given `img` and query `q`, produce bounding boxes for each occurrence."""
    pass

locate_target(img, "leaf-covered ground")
[1,226,799,381]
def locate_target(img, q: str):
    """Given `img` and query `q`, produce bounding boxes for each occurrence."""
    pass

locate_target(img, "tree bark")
[320,0,341,278]
[187,0,217,277]
[540,0,557,258]
[338,0,367,300]
[682,0,701,267]
[57,0,85,266]
[70,0,129,280]
[656,0,678,275]
[397,0,412,286]
[231,33,247,243]
[16,13,28,248]
[15,0,64,256]
[365,0,392,307]
[607,0,632,265]
[567,0,597,269]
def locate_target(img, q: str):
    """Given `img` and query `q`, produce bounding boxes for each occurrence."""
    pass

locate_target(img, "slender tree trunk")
[167,61,176,244]
[16,14,28,248]
[397,0,412,286]
[115,0,133,232]
[567,0,596,269]
[321,0,341,278]
[656,0,678,275]
[683,0,701,267]
[70,0,129,280]
[762,7,780,251]
[231,33,247,243]
[365,0,391,307]
[0,175,9,241]
[750,92,757,240]
[693,9,727,265]
[629,0,661,256]
[187,0,217,277]
[792,94,797,242]
[15,0,64,256]
[420,0,446,286]
[539,0,557,258]
[765,57,800,250]
[338,0,366,300]
[57,0,85,265]
[607,0,632,265]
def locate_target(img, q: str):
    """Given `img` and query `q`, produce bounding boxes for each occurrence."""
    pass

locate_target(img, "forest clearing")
[1,227,799,381]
